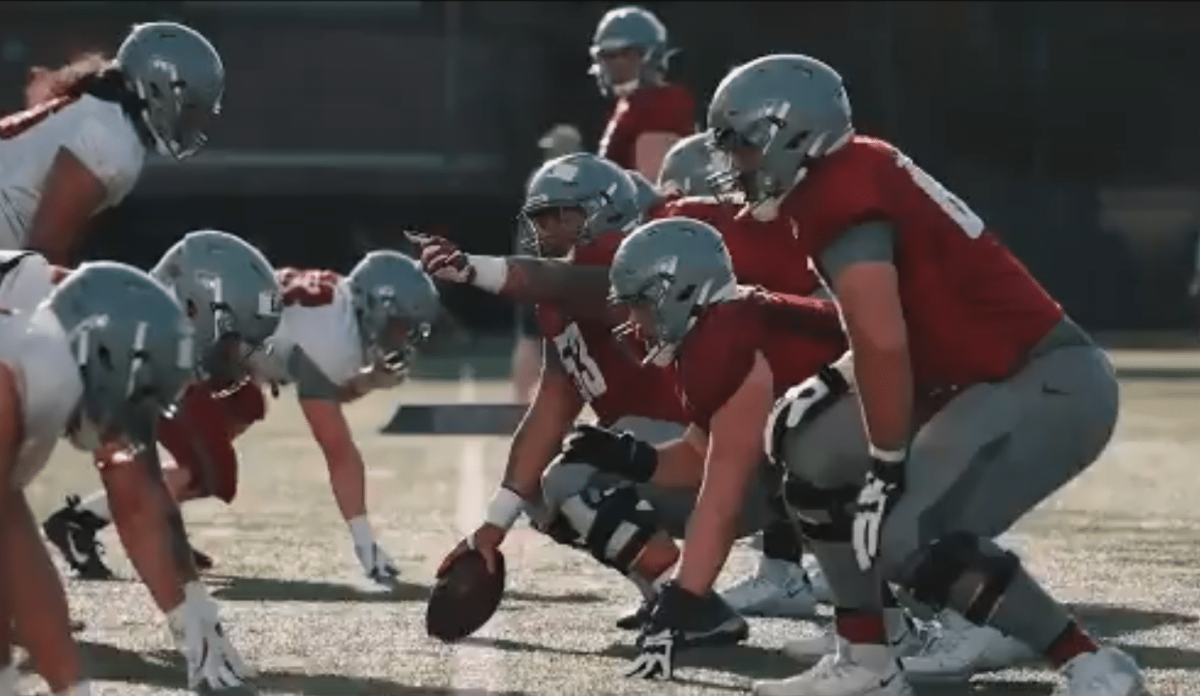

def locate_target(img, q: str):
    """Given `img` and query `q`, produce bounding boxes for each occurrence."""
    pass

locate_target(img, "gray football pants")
[781,339,1118,651]
[540,416,773,542]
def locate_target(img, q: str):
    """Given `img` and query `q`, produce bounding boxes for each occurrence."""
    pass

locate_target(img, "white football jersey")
[0,95,146,249]
[254,280,365,388]
[0,255,81,488]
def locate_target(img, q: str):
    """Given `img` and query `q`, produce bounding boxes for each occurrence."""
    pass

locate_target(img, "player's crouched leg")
[877,338,1145,694]
[539,458,749,646]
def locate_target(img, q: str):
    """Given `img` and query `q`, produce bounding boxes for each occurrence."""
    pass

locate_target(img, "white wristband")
[869,444,907,463]
[466,254,508,294]
[484,486,526,530]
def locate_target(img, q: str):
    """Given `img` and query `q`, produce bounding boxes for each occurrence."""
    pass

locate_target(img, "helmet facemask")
[187,273,279,393]
[518,189,615,258]
[357,293,433,379]
[610,257,704,368]
[131,73,222,160]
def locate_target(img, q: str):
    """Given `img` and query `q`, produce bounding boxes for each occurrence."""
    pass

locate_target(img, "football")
[425,549,506,643]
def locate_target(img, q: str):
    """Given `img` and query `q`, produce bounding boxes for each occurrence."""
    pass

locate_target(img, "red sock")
[1046,623,1098,667]
[834,608,887,644]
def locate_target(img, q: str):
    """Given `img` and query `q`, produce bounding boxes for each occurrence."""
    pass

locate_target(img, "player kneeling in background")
[0,261,201,696]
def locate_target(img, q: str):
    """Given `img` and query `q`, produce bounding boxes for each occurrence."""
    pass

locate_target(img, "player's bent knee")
[905,531,1019,623]
[782,476,858,543]
[559,483,659,574]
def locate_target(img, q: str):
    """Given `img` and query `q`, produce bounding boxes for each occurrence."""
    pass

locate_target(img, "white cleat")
[783,608,924,664]
[720,557,819,619]
[1053,647,1149,696]
[802,554,835,604]
[755,644,913,696]
[902,609,1038,682]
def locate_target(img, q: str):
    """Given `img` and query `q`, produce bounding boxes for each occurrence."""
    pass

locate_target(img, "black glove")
[561,424,658,483]
[626,581,705,680]
[851,457,906,571]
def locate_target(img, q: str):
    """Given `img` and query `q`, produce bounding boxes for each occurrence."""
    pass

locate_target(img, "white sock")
[78,491,111,522]
[347,516,374,549]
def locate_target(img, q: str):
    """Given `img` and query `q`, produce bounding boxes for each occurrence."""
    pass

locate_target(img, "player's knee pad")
[781,476,859,543]
[906,531,1020,623]
[559,483,658,574]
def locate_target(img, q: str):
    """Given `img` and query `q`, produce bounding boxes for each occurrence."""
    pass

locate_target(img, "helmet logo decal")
[650,254,678,279]
[68,314,110,366]
[754,99,791,123]
[547,161,579,182]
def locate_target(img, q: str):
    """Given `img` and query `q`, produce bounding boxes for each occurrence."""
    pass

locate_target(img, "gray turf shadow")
[73,640,530,695]
[1067,602,1199,638]
[207,573,604,605]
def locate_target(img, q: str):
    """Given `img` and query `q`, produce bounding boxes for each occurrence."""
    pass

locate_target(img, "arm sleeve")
[818,220,896,282]
[288,348,342,401]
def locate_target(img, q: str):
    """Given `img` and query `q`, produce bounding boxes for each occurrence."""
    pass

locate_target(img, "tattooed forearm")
[504,257,613,319]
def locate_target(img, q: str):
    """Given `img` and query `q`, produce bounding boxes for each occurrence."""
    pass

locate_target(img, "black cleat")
[630,591,750,647]
[616,599,653,631]
[42,495,114,580]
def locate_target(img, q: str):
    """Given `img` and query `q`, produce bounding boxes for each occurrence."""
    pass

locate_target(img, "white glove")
[355,541,400,583]
[168,583,255,691]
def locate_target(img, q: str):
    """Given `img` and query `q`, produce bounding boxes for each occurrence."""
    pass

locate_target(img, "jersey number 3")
[897,154,985,239]
[553,323,607,402]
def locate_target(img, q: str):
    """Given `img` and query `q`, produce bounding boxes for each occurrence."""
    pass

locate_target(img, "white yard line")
[450,366,507,693]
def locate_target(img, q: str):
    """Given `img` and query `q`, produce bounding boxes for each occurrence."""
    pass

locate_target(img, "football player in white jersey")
[249,250,442,582]
[0,260,195,696]
[0,21,222,264]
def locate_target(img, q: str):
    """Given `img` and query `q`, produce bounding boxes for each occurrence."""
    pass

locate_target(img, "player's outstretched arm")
[821,222,912,457]
[674,351,775,596]
[410,232,612,319]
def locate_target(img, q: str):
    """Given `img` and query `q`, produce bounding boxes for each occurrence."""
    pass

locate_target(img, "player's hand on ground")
[170,597,256,692]
[407,231,475,284]
[438,523,506,577]
[627,581,703,681]
[852,458,906,570]
[355,541,400,583]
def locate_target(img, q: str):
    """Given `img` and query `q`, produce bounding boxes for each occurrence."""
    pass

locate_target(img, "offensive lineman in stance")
[428,153,757,642]
[0,262,199,696]
[704,54,1145,696]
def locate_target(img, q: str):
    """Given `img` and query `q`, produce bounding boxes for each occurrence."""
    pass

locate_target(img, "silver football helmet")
[657,132,717,197]
[151,230,281,390]
[519,153,642,256]
[116,21,224,160]
[346,251,440,376]
[589,6,675,97]
[610,217,737,366]
[706,54,854,220]
[49,262,195,452]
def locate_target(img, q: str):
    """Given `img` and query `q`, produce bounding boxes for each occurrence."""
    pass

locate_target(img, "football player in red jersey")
[424,153,798,644]
[415,153,841,622]
[607,217,855,680]
[591,6,695,180]
[704,54,1144,696]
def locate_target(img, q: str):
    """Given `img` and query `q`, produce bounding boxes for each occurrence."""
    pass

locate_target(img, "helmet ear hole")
[676,284,696,302]
[786,131,810,151]
[185,299,198,319]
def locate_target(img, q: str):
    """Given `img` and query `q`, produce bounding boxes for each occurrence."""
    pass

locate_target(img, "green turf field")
[15,350,1200,695]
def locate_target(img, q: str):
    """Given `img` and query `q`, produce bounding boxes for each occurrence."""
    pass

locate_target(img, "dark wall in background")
[6,1,1200,332]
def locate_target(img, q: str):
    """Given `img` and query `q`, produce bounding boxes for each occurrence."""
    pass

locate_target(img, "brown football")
[425,549,506,643]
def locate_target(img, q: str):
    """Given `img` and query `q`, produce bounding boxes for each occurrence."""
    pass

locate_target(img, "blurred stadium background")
[6,1,1200,346]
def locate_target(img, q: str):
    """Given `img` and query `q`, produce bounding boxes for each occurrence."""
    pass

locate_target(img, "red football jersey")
[675,289,847,430]
[535,231,688,426]
[599,83,695,170]
[655,196,821,297]
[781,136,1063,390]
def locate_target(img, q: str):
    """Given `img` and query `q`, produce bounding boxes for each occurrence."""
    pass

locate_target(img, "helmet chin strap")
[747,128,856,222]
